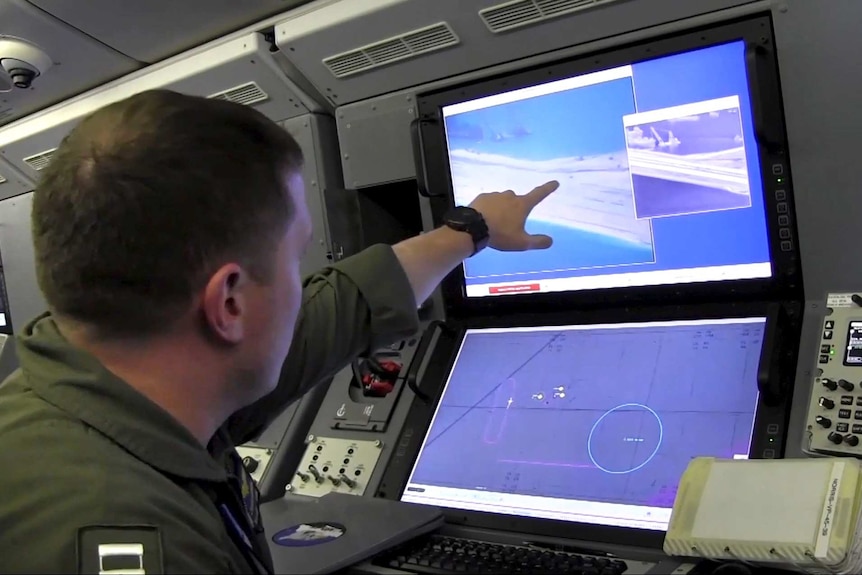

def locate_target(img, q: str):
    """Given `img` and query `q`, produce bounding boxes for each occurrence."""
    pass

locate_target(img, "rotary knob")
[820,397,836,409]
[242,456,259,473]
[840,379,856,392]
[815,415,832,428]
[846,435,860,447]
[822,378,838,391]
[828,432,844,445]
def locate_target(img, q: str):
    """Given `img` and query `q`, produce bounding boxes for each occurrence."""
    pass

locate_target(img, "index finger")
[523,180,560,208]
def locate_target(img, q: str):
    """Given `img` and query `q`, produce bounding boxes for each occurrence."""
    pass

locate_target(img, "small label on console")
[815,462,844,559]
[827,293,859,308]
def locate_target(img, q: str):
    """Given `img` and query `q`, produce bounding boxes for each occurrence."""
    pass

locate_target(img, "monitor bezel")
[374,301,797,550]
[414,14,802,321]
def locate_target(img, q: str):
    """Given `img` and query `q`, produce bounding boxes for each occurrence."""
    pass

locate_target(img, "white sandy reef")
[449,149,654,247]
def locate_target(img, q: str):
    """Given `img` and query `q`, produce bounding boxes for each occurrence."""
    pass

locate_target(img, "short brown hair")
[32,89,304,337]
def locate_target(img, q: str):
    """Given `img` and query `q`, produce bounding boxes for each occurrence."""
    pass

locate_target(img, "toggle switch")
[308,464,323,483]
[339,474,357,489]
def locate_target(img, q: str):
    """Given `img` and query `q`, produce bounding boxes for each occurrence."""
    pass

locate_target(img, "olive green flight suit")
[0,244,419,574]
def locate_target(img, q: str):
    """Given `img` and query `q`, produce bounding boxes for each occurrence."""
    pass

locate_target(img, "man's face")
[234,171,311,401]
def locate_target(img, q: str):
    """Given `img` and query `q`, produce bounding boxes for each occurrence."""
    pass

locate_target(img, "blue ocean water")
[464,220,655,282]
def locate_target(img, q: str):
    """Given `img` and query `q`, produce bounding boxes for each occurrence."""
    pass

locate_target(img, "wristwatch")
[443,206,489,256]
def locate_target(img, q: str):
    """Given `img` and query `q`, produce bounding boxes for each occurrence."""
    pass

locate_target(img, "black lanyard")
[216,501,272,575]
[206,484,273,575]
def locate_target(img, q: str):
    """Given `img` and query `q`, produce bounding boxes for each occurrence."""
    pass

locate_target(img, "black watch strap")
[443,206,489,256]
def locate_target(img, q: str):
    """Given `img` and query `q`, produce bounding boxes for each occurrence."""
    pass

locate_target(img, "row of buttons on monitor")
[772,164,792,252]
[775,190,793,252]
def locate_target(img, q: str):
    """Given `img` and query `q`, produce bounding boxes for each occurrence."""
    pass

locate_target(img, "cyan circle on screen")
[587,403,663,474]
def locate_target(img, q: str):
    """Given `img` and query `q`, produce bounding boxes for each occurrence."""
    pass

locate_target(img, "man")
[0,89,559,574]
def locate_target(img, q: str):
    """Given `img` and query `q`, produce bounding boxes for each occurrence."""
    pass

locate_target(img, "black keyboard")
[372,534,628,574]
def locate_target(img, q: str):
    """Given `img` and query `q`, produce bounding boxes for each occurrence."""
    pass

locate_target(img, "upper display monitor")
[439,40,772,299]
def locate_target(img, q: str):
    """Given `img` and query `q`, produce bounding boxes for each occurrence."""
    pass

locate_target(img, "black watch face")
[449,206,479,225]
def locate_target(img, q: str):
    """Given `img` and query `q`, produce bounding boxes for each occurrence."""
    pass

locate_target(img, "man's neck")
[58,323,230,445]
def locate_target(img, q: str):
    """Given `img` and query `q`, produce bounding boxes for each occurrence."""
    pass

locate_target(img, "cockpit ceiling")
[24,0,316,63]
[0,0,316,127]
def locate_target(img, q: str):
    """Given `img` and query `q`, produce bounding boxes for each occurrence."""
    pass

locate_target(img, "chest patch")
[77,525,164,574]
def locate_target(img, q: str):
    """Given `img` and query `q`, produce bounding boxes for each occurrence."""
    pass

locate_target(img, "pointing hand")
[468,181,560,251]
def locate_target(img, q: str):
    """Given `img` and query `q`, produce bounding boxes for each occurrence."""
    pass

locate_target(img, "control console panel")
[287,435,384,497]
[805,293,862,455]
[277,325,436,500]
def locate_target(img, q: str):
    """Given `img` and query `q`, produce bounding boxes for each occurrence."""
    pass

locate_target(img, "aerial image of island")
[444,77,655,283]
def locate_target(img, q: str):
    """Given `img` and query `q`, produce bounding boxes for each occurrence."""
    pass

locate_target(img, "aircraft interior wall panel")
[0,192,46,330]
[282,113,343,276]
[0,156,33,201]
[0,0,140,127]
[771,0,862,298]
[25,0,315,64]
[0,33,315,182]
[773,0,862,456]
[337,91,418,188]
[275,0,757,107]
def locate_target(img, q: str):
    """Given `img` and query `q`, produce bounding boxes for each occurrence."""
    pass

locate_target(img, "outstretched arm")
[226,181,560,443]
[393,181,560,304]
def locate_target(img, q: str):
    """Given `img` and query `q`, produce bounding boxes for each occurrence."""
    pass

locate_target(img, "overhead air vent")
[23,148,56,172]
[480,0,622,33]
[208,81,269,106]
[323,22,459,79]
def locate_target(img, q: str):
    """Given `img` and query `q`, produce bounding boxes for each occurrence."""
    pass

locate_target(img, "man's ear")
[200,263,247,344]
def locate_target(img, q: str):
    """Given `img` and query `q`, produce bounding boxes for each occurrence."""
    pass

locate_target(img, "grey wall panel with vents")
[282,113,345,277]
[275,0,756,106]
[0,193,47,329]
[0,157,34,202]
[0,32,320,181]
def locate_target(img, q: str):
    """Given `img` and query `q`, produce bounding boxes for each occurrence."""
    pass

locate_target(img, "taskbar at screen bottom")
[401,484,671,532]
[464,262,772,298]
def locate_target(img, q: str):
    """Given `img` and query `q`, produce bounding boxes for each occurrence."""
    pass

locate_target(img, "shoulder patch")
[77,525,164,575]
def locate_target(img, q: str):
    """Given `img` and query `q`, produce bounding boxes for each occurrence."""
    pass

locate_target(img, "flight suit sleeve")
[0,422,237,575]
[225,243,420,444]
